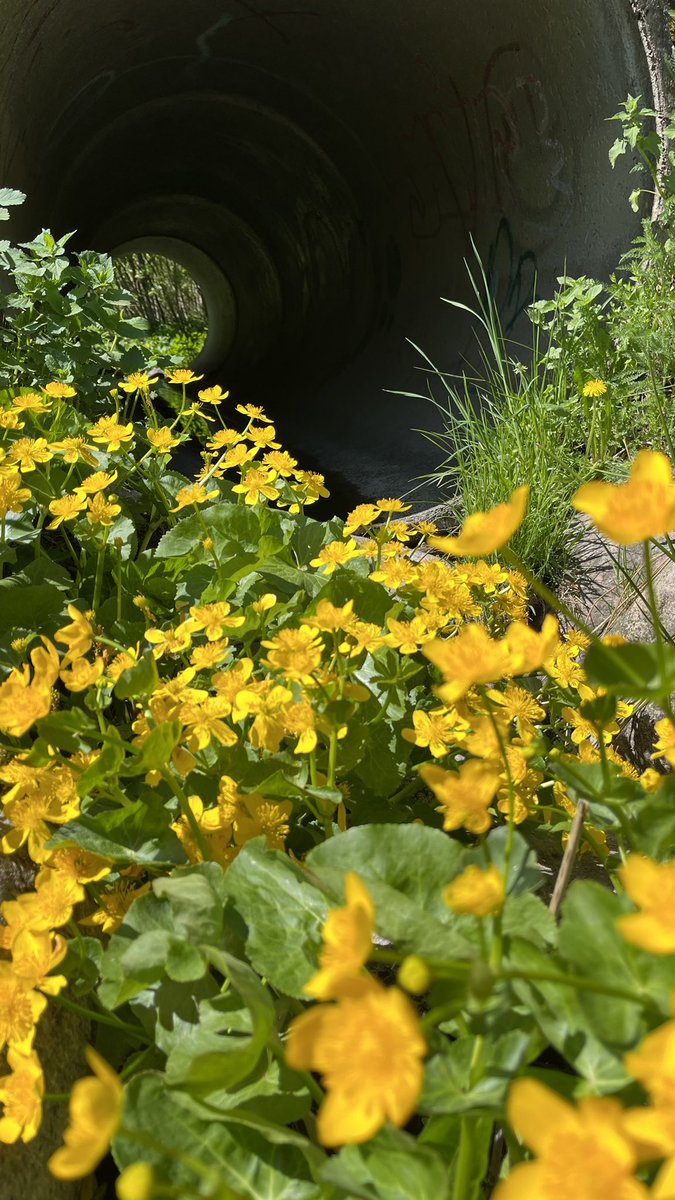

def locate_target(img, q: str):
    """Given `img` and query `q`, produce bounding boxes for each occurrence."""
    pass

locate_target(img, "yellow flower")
[49,436,98,466]
[617,855,675,953]
[0,410,24,429]
[118,372,153,393]
[7,437,53,472]
[232,467,280,505]
[207,427,243,451]
[48,1047,123,1181]
[625,1017,675,1110]
[262,625,324,682]
[60,656,104,692]
[12,392,51,415]
[653,717,675,767]
[146,426,180,454]
[305,873,375,1000]
[310,538,362,574]
[233,793,292,851]
[189,640,230,669]
[282,699,318,754]
[486,683,545,740]
[415,519,439,535]
[236,403,272,423]
[370,557,419,588]
[186,601,245,640]
[503,615,560,675]
[247,424,281,448]
[343,503,381,535]
[293,470,330,503]
[43,381,76,399]
[494,1078,647,1200]
[0,473,32,518]
[0,965,48,1053]
[88,417,135,452]
[0,1047,44,1144]
[0,639,59,736]
[402,707,468,757]
[420,760,501,834]
[263,449,298,476]
[47,492,87,528]
[443,864,505,917]
[423,624,511,704]
[573,450,675,543]
[86,493,122,527]
[286,982,426,1146]
[306,598,355,633]
[10,928,68,996]
[198,385,230,404]
[375,498,412,514]
[429,486,529,557]
[180,696,238,752]
[583,378,608,397]
[384,615,432,655]
[83,881,150,936]
[145,624,192,659]
[44,845,112,884]
[75,469,118,496]
[166,368,204,385]
[55,605,95,666]
[171,483,218,512]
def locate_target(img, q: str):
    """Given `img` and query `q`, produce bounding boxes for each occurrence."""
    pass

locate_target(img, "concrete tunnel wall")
[0,0,668,505]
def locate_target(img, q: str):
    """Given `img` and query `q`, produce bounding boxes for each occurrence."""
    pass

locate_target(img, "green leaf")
[123,721,182,775]
[420,1029,533,1115]
[558,881,675,1033]
[224,840,329,998]
[114,652,159,700]
[321,1126,451,1200]
[155,502,260,559]
[114,1072,325,1199]
[153,865,230,946]
[584,640,675,699]
[307,825,474,960]
[166,948,275,1093]
[34,710,99,754]
[0,581,67,631]
[76,735,126,797]
[48,796,186,866]
[0,188,27,207]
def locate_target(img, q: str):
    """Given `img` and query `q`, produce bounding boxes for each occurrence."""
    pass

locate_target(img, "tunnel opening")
[0,0,661,502]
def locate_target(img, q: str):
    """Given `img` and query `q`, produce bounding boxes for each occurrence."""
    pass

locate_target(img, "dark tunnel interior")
[0,0,655,505]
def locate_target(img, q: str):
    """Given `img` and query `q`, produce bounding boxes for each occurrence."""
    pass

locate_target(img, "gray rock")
[559,517,675,773]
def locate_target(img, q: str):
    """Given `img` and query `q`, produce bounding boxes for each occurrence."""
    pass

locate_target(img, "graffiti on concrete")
[485,216,537,331]
[196,0,319,55]
[399,44,571,244]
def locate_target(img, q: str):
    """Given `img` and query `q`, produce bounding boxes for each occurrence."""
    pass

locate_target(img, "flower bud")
[398,955,432,995]
[116,1162,155,1200]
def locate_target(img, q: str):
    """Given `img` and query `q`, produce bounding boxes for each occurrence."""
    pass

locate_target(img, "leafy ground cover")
[4,119,675,1200]
[1,327,675,1198]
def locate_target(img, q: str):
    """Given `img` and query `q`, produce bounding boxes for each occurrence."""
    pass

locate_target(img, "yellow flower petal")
[429,485,529,557]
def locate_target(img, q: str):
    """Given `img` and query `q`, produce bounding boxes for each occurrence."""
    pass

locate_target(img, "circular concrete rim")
[111,235,237,373]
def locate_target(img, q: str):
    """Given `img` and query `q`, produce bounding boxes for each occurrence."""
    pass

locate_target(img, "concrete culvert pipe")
[0,0,669,505]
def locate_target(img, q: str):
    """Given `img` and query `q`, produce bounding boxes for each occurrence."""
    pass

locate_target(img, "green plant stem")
[92,527,110,613]
[643,538,675,717]
[499,966,647,1006]
[50,992,151,1043]
[160,768,213,862]
[453,1118,481,1200]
